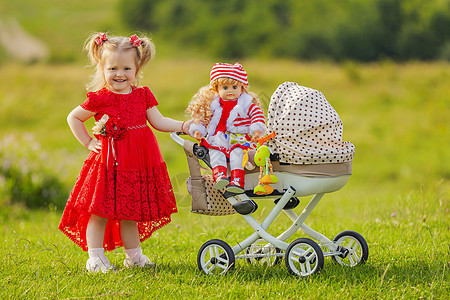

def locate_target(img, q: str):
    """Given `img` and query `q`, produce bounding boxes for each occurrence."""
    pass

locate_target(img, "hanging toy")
[242,149,251,169]
[253,133,278,195]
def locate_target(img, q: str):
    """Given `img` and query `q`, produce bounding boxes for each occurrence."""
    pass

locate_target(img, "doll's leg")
[227,148,245,193]
[120,220,154,268]
[210,148,229,189]
[85,214,114,273]
[229,147,244,171]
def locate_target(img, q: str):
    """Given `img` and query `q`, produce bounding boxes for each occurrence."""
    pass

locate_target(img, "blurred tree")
[118,0,162,30]
[332,1,380,61]
[396,0,450,60]
[118,0,450,61]
[375,0,403,58]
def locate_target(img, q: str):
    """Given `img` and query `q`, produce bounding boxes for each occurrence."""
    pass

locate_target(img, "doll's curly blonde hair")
[186,77,262,125]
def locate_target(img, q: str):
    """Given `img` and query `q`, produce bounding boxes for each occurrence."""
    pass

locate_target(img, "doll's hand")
[87,138,102,153]
[194,131,203,141]
[251,131,261,143]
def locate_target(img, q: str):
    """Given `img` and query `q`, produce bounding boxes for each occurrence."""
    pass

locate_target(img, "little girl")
[186,63,266,193]
[59,32,190,273]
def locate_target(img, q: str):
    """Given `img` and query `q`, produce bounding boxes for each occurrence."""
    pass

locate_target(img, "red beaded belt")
[127,124,147,130]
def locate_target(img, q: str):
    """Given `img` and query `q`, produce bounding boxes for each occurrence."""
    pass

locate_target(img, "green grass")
[1,1,449,298]
[0,190,448,299]
[0,60,449,298]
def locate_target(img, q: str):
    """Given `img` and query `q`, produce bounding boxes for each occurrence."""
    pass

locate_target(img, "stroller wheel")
[332,230,369,267]
[245,239,283,266]
[285,238,324,277]
[197,239,235,275]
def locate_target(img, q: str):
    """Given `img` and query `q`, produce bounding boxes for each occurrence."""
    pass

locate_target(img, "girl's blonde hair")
[84,32,155,91]
[186,77,262,125]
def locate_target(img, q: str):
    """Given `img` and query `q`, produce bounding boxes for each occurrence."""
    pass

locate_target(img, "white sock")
[125,246,142,262]
[88,248,110,267]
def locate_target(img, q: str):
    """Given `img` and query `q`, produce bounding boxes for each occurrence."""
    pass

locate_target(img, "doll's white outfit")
[189,92,266,192]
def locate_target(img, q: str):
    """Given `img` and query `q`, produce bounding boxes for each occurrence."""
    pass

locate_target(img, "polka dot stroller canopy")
[267,82,355,165]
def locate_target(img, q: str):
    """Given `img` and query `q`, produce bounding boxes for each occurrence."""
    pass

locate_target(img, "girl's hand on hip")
[87,139,102,153]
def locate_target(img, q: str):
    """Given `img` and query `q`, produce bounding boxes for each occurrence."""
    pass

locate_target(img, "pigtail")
[85,33,111,91]
[135,36,155,69]
[129,34,155,87]
[85,32,107,65]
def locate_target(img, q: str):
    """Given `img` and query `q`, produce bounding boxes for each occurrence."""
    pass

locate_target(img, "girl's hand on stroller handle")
[182,119,195,135]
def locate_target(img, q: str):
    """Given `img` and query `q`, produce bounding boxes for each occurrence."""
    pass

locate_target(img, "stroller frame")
[171,132,368,277]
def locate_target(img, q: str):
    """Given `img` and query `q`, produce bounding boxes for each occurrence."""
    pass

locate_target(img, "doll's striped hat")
[210,62,248,85]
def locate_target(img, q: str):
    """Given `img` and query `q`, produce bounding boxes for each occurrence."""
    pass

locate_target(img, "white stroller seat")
[244,160,352,197]
[244,171,351,198]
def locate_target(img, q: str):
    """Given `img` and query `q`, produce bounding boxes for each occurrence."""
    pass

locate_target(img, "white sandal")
[123,254,156,268]
[86,257,116,273]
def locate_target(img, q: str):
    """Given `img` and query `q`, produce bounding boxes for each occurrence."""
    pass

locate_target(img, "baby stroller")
[171,82,368,277]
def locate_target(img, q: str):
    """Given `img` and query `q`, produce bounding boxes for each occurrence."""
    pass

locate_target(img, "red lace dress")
[59,86,177,251]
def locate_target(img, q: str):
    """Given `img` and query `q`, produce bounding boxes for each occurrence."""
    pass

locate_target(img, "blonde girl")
[59,32,191,273]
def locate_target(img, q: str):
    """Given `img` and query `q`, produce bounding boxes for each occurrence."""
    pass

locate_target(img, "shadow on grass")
[142,255,448,288]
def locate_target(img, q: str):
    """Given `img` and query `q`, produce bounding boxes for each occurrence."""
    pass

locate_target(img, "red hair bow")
[95,33,108,45]
[129,34,142,47]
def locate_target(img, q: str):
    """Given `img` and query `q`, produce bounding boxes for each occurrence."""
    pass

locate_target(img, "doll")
[186,63,266,193]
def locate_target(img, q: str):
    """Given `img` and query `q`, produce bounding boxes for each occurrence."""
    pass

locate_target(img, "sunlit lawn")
[0,59,449,298]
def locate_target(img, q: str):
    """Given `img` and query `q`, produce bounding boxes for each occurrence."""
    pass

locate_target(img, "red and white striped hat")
[210,62,248,85]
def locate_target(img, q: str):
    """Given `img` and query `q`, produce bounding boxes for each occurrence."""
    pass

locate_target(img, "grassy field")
[1,1,449,298]
[0,59,449,298]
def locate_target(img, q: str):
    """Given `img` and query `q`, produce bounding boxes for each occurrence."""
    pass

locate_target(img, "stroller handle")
[170,132,211,167]
[170,131,185,146]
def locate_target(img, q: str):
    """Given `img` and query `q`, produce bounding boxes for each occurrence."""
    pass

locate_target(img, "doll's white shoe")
[226,169,245,193]
[123,254,155,268]
[86,257,116,273]
[226,182,245,194]
[214,176,229,190]
[212,166,229,190]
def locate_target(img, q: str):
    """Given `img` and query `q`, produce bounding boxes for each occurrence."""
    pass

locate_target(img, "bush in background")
[0,134,75,209]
